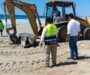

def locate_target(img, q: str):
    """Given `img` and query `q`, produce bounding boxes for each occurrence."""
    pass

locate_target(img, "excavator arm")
[4,0,42,35]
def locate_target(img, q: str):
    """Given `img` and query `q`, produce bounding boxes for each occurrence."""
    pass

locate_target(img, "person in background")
[39,18,57,67]
[67,13,81,60]
[53,6,61,23]
[0,19,4,36]
[65,14,69,21]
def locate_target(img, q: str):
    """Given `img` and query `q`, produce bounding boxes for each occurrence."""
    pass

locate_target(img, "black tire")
[83,27,90,40]
[57,25,67,42]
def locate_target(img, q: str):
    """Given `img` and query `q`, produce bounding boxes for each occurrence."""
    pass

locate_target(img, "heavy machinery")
[4,0,90,42]
[4,0,42,36]
[45,1,90,42]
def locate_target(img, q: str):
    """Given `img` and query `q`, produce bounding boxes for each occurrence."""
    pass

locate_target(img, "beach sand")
[0,20,90,75]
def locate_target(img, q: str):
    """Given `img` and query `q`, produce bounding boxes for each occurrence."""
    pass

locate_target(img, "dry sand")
[0,20,90,75]
[0,36,90,75]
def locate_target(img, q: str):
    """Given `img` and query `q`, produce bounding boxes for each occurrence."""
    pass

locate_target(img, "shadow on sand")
[50,61,77,68]
[76,56,90,60]
[57,61,77,66]
[50,56,90,67]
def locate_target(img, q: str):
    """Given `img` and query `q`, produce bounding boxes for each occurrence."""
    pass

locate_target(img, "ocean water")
[0,14,45,25]
[0,14,45,19]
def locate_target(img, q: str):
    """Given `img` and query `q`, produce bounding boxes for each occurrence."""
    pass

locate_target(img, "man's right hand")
[39,42,45,48]
[39,43,43,47]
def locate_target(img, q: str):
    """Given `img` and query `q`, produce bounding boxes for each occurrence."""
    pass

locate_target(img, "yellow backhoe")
[4,0,42,36]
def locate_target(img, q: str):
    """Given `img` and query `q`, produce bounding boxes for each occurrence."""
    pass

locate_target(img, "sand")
[0,39,90,75]
[0,20,90,75]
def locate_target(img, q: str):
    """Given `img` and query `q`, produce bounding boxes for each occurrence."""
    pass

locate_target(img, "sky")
[0,0,90,17]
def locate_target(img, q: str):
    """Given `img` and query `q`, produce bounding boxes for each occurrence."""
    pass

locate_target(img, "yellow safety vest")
[45,24,57,45]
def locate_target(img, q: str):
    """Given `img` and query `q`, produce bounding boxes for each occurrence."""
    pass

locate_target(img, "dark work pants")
[69,36,78,58]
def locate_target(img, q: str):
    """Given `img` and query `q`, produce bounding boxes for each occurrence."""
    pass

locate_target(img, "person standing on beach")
[67,13,81,60]
[0,19,4,36]
[39,18,57,67]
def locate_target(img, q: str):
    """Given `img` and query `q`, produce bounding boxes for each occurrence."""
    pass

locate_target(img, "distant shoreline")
[0,14,45,19]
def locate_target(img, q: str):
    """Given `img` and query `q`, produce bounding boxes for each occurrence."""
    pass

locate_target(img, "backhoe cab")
[45,1,90,42]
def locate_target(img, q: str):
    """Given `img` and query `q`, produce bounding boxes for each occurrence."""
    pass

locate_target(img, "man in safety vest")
[39,18,57,67]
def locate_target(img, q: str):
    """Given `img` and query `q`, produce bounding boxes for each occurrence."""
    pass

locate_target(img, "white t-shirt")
[67,19,81,36]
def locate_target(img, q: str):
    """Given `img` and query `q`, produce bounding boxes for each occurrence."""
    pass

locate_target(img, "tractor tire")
[83,27,90,40]
[57,25,67,42]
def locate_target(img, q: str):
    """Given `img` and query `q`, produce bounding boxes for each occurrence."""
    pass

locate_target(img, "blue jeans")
[69,36,78,58]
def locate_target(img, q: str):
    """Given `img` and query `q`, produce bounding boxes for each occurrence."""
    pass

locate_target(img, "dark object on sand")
[10,33,36,48]
[10,33,20,44]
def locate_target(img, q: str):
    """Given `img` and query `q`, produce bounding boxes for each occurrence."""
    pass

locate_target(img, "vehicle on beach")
[45,1,90,42]
[3,0,90,44]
